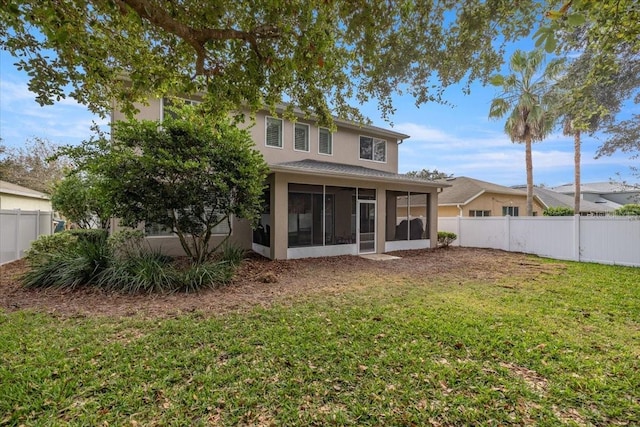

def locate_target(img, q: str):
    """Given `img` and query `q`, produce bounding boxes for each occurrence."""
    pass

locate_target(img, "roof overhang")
[269,163,447,190]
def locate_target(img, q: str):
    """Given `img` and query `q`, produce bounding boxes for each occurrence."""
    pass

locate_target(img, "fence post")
[504,215,511,251]
[35,210,41,238]
[573,214,581,262]
[456,215,462,247]
[14,209,21,261]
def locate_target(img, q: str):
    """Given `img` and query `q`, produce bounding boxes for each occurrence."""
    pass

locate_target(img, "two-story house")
[112,99,445,259]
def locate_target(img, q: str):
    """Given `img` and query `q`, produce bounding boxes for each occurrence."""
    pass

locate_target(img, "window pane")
[266,117,282,147]
[319,128,332,155]
[326,186,355,245]
[288,184,323,247]
[373,139,386,162]
[386,190,407,241]
[294,123,309,151]
[145,222,173,236]
[359,136,373,160]
[358,188,376,200]
[409,193,428,240]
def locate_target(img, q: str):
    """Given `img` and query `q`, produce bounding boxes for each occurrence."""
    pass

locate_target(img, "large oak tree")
[0,0,546,123]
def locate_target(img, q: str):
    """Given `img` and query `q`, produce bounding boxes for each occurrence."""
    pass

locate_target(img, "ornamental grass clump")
[22,229,240,293]
[22,230,111,289]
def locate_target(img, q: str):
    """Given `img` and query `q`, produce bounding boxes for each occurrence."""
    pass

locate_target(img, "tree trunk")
[525,135,534,216]
[574,130,581,215]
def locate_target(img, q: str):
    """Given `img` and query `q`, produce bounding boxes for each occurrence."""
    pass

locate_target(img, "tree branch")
[113,0,279,75]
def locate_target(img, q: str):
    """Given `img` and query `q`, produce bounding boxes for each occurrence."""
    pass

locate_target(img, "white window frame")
[161,97,200,121]
[265,116,283,149]
[359,135,387,163]
[502,206,519,217]
[294,122,310,152]
[469,210,491,217]
[318,127,333,156]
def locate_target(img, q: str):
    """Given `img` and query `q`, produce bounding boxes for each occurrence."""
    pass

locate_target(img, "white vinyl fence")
[0,210,53,265]
[439,215,640,267]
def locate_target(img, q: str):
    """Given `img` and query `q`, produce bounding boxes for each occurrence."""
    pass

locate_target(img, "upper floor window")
[502,206,519,216]
[266,117,283,148]
[319,127,333,155]
[360,136,386,162]
[162,97,200,121]
[294,123,310,152]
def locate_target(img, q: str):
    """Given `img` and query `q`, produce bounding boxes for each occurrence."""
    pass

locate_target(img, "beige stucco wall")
[110,217,253,258]
[246,114,399,173]
[112,99,400,174]
[0,193,52,211]
[438,193,544,217]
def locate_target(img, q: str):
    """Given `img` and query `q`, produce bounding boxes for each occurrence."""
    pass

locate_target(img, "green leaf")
[544,34,557,53]
[489,74,505,86]
[566,13,586,26]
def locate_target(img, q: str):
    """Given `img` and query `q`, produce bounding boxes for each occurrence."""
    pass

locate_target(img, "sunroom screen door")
[358,201,376,254]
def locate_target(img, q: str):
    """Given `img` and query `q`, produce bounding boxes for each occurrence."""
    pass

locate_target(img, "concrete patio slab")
[359,254,402,261]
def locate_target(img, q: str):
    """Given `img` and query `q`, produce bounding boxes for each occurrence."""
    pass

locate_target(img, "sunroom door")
[358,201,376,254]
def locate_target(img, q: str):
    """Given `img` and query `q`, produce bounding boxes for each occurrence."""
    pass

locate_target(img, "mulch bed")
[0,247,558,319]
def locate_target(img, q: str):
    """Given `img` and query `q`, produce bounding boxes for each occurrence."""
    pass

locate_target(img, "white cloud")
[0,77,106,147]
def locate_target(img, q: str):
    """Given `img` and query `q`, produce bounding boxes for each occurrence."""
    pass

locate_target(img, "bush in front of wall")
[543,207,574,216]
[22,233,112,289]
[23,229,241,293]
[437,231,457,248]
[614,204,640,216]
[96,249,178,294]
[25,232,79,265]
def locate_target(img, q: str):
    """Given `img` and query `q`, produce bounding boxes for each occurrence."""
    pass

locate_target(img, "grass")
[1,258,639,426]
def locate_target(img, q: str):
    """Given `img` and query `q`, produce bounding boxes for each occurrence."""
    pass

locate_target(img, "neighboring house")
[437,176,545,217]
[551,182,639,210]
[522,186,616,216]
[112,99,446,259]
[0,180,52,211]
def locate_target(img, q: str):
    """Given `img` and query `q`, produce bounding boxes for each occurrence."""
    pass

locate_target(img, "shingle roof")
[552,181,639,194]
[270,159,446,188]
[0,180,49,199]
[437,176,527,205]
[532,187,616,213]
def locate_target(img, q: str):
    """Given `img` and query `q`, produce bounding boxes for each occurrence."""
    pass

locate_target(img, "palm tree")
[489,49,563,216]
[551,48,639,215]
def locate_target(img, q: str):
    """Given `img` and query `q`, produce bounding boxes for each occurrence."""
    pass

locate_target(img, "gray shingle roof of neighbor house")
[552,181,639,194]
[270,159,448,188]
[527,186,616,213]
[0,180,50,200]
[437,176,533,205]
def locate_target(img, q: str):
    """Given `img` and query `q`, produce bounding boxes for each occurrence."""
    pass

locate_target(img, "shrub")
[437,231,457,248]
[614,204,640,216]
[97,250,177,294]
[22,236,112,289]
[220,243,246,267]
[67,228,109,245]
[543,206,574,216]
[23,228,239,293]
[178,261,235,293]
[107,229,146,259]
[25,232,79,264]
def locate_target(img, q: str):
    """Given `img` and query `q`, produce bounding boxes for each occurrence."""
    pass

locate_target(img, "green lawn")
[1,258,638,426]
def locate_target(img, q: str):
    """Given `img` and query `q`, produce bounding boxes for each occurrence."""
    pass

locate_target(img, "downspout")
[457,204,463,217]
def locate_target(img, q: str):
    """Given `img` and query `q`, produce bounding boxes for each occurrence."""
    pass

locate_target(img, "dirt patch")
[0,247,563,319]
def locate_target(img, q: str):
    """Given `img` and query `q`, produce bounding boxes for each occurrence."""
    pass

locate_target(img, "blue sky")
[1,44,637,188]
